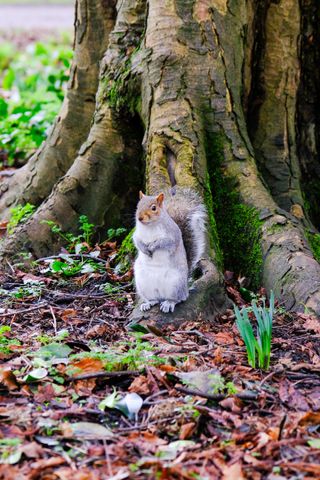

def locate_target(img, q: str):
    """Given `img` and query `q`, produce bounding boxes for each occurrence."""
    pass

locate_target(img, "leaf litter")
[0,243,319,479]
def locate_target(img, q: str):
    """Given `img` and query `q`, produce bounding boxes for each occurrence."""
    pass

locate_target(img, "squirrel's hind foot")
[160,300,176,313]
[140,301,158,312]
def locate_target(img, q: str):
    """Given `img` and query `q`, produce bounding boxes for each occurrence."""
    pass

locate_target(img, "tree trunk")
[1,0,320,318]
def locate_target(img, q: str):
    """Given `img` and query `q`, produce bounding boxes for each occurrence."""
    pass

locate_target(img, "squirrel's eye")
[151,205,157,211]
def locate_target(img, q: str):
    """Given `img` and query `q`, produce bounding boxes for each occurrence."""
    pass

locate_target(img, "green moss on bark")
[203,172,223,270]
[100,47,142,115]
[115,229,136,273]
[306,230,320,263]
[207,133,263,289]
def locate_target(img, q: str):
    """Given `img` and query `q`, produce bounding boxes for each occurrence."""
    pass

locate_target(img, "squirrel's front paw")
[140,301,157,312]
[160,300,176,313]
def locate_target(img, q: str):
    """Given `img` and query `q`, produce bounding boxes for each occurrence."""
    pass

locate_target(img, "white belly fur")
[135,251,185,301]
[134,222,188,303]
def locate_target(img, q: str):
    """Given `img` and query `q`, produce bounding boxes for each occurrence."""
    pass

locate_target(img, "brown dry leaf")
[0,465,24,480]
[298,411,320,426]
[280,462,320,475]
[107,268,133,282]
[126,431,167,453]
[309,387,320,410]
[73,273,91,287]
[179,422,196,440]
[212,346,223,363]
[60,308,78,322]
[226,285,246,306]
[55,468,102,480]
[17,271,53,285]
[213,331,234,345]
[129,375,152,395]
[159,364,177,373]
[0,368,19,391]
[85,324,109,339]
[279,379,309,411]
[68,357,104,375]
[30,456,66,471]
[0,405,32,424]
[222,462,245,480]
[73,378,97,396]
[21,441,44,459]
[34,383,57,403]
[303,317,320,333]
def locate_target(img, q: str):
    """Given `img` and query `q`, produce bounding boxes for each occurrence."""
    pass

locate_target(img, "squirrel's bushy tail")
[165,187,207,272]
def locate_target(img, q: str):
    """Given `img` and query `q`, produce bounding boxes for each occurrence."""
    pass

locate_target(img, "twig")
[36,254,106,264]
[174,329,214,346]
[259,370,278,387]
[5,259,15,274]
[175,385,259,401]
[70,370,139,381]
[144,389,168,405]
[103,439,113,478]
[0,302,48,317]
[50,305,57,336]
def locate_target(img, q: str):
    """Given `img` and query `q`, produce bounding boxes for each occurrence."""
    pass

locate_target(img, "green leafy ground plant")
[7,203,36,234]
[234,291,274,369]
[0,37,72,166]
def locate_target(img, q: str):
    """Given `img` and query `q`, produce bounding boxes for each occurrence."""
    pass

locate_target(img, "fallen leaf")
[299,411,320,426]
[62,422,113,439]
[222,462,245,480]
[67,357,104,376]
[213,332,235,345]
[129,375,152,395]
[303,316,320,334]
[179,422,196,440]
[0,368,19,391]
[157,440,196,460]
[176,369,222,395]
[85,324,109,338]
[279,380,309,411]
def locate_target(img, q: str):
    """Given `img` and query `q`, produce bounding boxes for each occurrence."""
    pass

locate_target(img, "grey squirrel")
[133,187,207,313]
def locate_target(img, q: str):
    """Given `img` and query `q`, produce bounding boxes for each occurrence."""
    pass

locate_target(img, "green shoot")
[234,291,274,369]
[42,214,95,252]
[7,203,36,234]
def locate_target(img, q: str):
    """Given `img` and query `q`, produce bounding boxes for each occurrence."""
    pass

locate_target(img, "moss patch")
[100,46,142,115]
[203,172,223,270]
[206,133,263,289]
[305,230,320,263]
[115,229,136,273]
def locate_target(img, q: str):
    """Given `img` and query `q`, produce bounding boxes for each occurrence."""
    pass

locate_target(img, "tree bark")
[0,0,117,219]
[1,0,320,318]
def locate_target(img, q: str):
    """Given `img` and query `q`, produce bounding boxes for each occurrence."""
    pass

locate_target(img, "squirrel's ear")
[139,191,145,200]
[156,192,164,206]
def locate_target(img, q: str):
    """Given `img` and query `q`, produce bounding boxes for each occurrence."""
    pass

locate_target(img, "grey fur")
[133,187,207,313]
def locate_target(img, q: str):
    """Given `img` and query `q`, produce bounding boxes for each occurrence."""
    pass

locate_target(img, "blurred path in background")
[0,4,74,35]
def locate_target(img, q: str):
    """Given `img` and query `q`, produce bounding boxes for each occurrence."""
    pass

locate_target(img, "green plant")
[69,336,164,374]
[48,257,102,277]
[0,38,72,166]
[36,329,69,345]
[7,203,36,234]
[234,291,274,369]
[0,326,21,354]
[106,227,127,241]
[42,214,95,252]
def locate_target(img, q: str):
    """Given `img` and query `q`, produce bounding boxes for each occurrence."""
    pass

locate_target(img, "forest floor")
[0,237,319,480]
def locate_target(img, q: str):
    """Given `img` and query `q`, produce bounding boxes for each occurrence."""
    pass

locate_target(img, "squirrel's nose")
[138,216,143,222]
